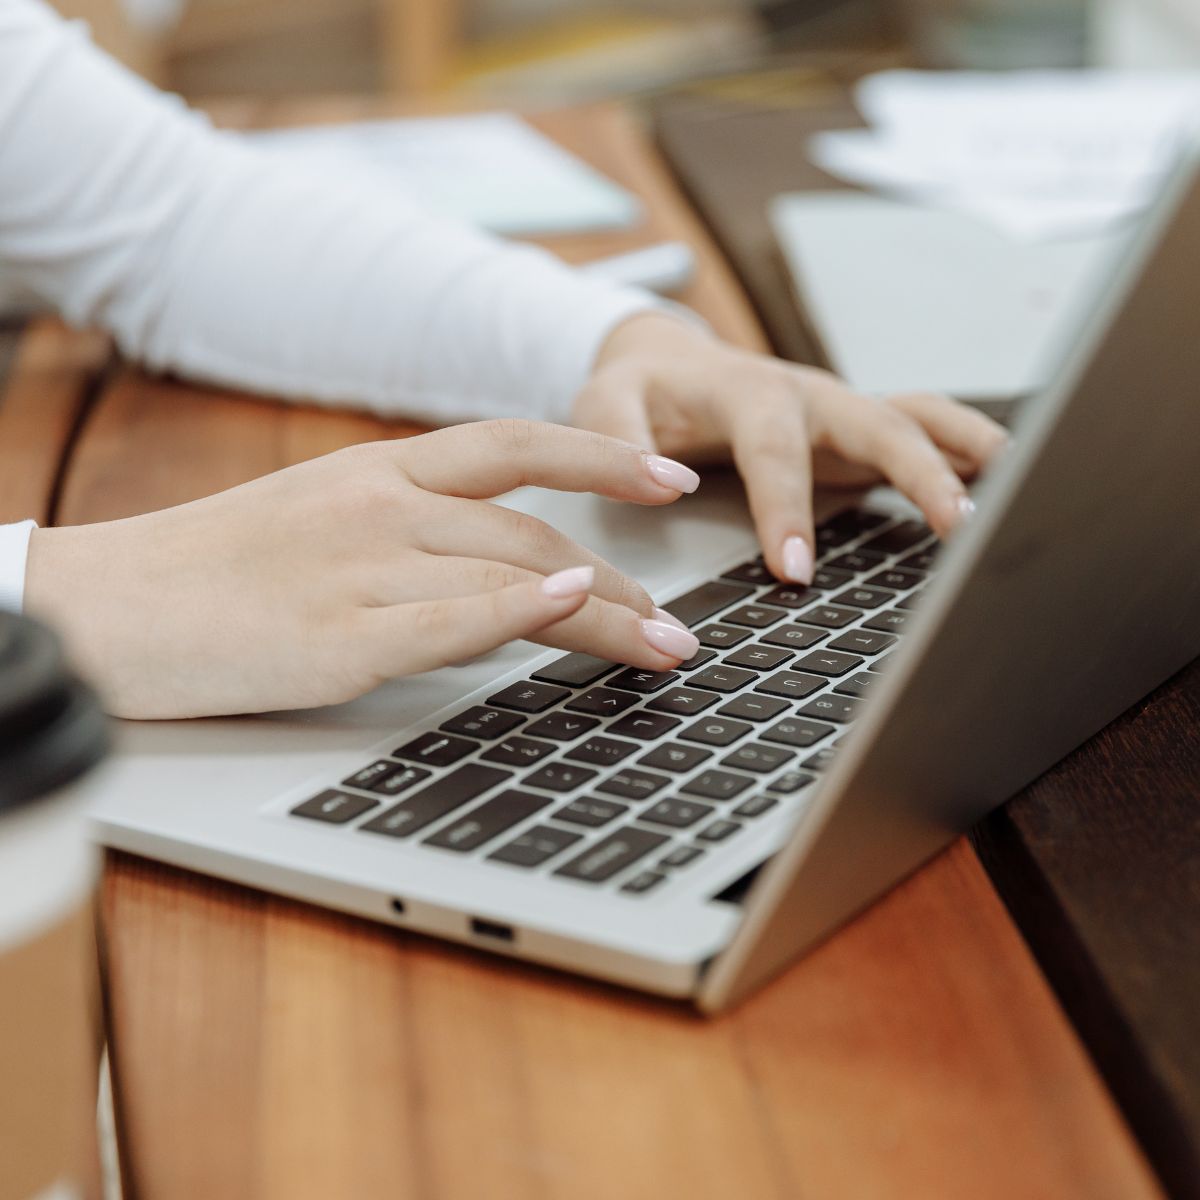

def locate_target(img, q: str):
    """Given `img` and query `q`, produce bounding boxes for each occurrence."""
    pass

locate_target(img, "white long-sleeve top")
[0,0,664,612]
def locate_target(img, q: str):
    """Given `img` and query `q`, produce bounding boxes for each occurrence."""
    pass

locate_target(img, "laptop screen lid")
[699,140,1200,1013]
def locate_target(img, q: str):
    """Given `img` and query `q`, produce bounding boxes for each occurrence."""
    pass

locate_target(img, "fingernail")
[640,619,700,660]
[957,495,976,521]
[653,606,689,632]
[781,536,814,585]
[541,565,594,598]
[644,454,700,494]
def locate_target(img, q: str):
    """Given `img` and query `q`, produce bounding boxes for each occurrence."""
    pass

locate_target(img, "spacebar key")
[360,764,511,839]
[661,581,755,629]
[554,827,668,883]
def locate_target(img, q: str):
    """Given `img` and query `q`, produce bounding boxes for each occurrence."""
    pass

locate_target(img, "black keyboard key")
[717,694,789,723]
[566,687,640,716]
[647,687,721,716]
[867,652,893,673]
[676,647,717,672]
[725,604,788,629]
[765,770,816,795]
[860,520,931,555]
[488,681,571,713]
[424,790,550,852]
[760,624,828,651]
[818,509,889,545]
[863,609,910,634]
[865,567,925,591]
[607,667,680,694]
[698,819,742,843]
[621,871,668,896]
[827,549,887,572]
[563,736,640,767]
[554,828,668,883]
[721,743,794,774]
[832,586,897,610]
[733,794,779,818]
[641,797,714,828]
[489,825,581,868]
[721,559,773,585]
[695,623,752,649]
[638,742,712,773]
[524,712,600,742]
[440,706,525,739]
[660,845,705,868]
[689,664,758,694]
[802,747,839,771]
[524,763,598,793]
[480,737,557,768]
[799,694,861,724]
[793,649,864,677]
[662,580,754,628]
[360,764,511,839]
[833,672,878,699]
[531,653,617,688]
[596,768,671,801]
[828,629,897,656]
[393,732,478,768]
[761,717,836,749]
[797,604,859,630]
[343,760,401,791]
[900,548,938,571]
[755,670,825,700]
[607,711,681,741]
[759,584,817,609]
[372,765,434,797]
[679,716,753,747]
[680,770,754,801]
[553,796,629,828]
[812,567,856,590]
[724,643,793,671]
[292,790,377,825]
[896,589,926,612]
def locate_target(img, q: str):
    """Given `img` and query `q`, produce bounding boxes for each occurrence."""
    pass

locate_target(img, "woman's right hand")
[24,420,702,720]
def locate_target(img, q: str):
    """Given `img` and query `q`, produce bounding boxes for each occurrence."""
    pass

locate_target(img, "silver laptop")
[89,142,1200,1014]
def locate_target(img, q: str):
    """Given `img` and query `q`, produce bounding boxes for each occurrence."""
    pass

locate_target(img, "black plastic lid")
[0,612,109,816]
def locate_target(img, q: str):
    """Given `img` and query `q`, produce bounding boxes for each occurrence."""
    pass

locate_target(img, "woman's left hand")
[574,312,1009,585]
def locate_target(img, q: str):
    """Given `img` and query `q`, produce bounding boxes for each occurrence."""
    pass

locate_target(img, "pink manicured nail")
[640,619,700,660]
[653,606,689,632]
[781,536,814,585]
[541,566,594,598]
[644,454,700,494]
[957,495,977,520]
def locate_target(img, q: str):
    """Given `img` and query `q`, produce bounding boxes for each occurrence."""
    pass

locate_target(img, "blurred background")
[47,0,1200,103]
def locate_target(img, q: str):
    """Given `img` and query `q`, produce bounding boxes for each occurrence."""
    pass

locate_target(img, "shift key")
[360,764,511,839]
[661,581,754,629]
[554,827,668,883]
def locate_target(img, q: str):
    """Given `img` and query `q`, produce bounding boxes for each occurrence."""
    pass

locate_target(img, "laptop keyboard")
[287,507,938,897]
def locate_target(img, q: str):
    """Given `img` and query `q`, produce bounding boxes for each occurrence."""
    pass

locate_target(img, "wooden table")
[0,102,1165,1200]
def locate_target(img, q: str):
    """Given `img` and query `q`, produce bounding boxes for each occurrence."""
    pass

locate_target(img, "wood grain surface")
[10,101,1161,1199]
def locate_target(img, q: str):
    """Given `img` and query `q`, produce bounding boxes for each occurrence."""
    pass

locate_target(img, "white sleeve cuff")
[0,520,37,613]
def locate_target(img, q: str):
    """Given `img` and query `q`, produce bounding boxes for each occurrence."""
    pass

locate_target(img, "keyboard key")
[554,828,668,883]
[393,732,478,768]
[679,716,753,747]
[760,624,827,651]
[817,509,889,547]
[566,687,640,716]
[755,670,825,700]
[480,737,557,768]
[292,790,377,825]
[424,790,550,852]
[717,694,789,723]
[607,711,681,741]
[531,653,617,688]
[689,664,758,694]
[725,604,788,629]
[641,797,714,828]
[812,567,856,590]
[488,681,571,713]
[621,871,668,896]
[607,667,680,694]
[440,706,525,739]
[371,765,434,797]
[724,643,794,671]
[733,794,779,818]
[900,548,938,571]
[793,649,864,677]
[828,629,897,656]
[343,760,400,791]
[896,589,926,612]
[765,770,816,795]
[680,770,754,801]
[832,672,878,699]
[858,519,931,554]
[759,584,816,609]
[721,743,794,774]
[867,652,893,673]
[523,763,599,793]
[698,819,742,843]
[862,610,910,634]
[660,845,705,868]
[647,687,721,716]
[523,712,600,742]
[553,796,629,828]
[563,736,640,767]
[797,604,859,630]
[832,586,897,610]
[361,765,511,839]
[639,742,712,772]
[827,549,886,572]
[596,768,671,801]
[676,647,718,672]
[721,559,773,585]
[799,694,861,724]
[489,825,581,868]
[802,747,839,771]
[761,717,836,749]
[661,580,754,628]
[865,567,925,591]
[695,623,752,649]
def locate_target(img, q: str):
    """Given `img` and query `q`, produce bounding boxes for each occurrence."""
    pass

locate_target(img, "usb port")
[469,917,515,943]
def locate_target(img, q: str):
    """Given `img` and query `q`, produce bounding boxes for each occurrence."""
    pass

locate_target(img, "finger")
[358,567,596,678]
[725,395,816,584]
[390,419,697,504]
[572,377,658,451]
[885,392,1010,473]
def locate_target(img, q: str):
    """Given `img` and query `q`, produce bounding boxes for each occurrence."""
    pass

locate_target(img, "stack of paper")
[810,70,1200,240]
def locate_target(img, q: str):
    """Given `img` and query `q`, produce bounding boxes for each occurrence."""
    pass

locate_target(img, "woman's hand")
[24,421,703,720]
[576,313,1009,584]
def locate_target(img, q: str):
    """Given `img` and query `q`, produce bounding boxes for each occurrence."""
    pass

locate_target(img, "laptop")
[88,141,1200,1014]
